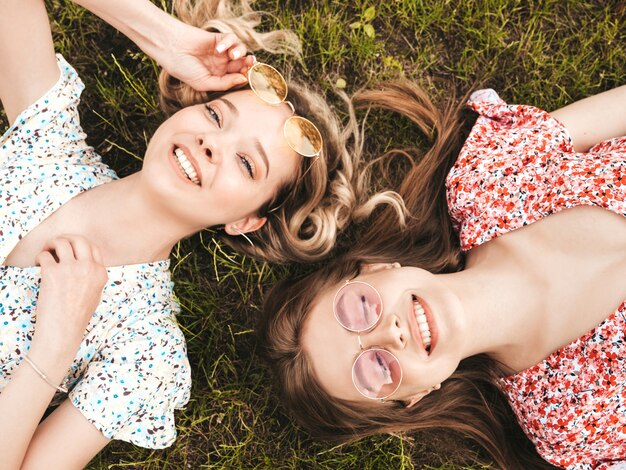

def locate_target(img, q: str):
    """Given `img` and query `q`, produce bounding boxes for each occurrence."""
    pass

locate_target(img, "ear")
[224,214,267,236]
[359,262,401,274]
[404,383,441,409]
[404,390,429,409]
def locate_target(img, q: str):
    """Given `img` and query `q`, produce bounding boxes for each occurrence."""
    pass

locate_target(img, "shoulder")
[446,89,576,249]
[0,55,96,167]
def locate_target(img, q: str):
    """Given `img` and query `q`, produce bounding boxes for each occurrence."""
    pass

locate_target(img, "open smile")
[169,144,201,186]
[409,295,438,355]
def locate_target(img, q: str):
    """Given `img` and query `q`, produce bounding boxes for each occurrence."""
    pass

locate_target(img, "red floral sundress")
[446,89,626,469]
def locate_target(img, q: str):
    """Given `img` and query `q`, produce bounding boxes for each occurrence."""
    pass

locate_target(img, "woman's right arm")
[71,0,253,91]
[0,237,108,469]
[550,85,626,152]
[0,0,59,125]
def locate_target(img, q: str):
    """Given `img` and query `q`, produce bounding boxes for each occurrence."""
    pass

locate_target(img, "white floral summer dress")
[0,55,191,449]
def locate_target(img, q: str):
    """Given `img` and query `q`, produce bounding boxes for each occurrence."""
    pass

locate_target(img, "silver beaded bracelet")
[23,355,68,394]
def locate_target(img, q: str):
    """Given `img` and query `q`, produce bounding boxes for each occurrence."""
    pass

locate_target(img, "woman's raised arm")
[0,0,59,125]
[72,0,254,91]
[550,85,626,152]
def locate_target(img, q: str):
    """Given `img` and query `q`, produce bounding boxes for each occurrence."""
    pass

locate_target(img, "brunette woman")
[261,82,626,469]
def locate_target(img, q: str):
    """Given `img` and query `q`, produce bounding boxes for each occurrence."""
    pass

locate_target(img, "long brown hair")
[157,0,404,263]
[260,81,558,469]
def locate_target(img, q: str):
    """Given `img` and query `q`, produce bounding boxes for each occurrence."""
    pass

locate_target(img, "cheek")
[214,172,246,196]
[210,173,269,216]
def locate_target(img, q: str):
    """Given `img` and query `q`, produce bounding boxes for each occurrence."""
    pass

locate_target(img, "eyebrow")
[219,97,270,179]
[217,97,237,116]
[255,141,270,178]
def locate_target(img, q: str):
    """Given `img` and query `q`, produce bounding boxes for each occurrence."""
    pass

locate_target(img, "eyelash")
[204,104,255,179]
[237,153,255,179]
[204,104,221,127]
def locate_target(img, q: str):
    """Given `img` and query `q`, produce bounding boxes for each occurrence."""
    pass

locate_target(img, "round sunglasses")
[247,62,323,158]
[333,280,403,401]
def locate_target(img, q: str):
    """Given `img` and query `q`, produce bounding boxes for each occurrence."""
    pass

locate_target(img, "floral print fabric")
[446,89,626,469]
[0,55,191,449]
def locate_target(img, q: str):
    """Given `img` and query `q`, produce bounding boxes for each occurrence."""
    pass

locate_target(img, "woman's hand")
[29,235,108,365]
[0,235,109,469]
[72,0,254,93]
[163,24,255,92]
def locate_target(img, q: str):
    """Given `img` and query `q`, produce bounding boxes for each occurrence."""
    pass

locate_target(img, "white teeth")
[174,147,200,185]
[413,297,431,350]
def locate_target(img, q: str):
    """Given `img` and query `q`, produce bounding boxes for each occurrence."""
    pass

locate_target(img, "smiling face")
[141,89,301,233]
[301,265,468,405]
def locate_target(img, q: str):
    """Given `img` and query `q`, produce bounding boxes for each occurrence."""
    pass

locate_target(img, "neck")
[438,247,545,370]
[79,172,203,266]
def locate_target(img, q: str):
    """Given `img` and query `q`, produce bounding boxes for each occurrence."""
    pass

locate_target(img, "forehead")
[220,89,300,180]
[302,281,366,401]
[221,89,293,127]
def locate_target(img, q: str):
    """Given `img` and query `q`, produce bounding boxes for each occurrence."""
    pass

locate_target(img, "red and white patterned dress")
[446,89,626,469]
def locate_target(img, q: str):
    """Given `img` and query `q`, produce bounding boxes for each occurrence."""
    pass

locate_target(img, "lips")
[170,144,202,186]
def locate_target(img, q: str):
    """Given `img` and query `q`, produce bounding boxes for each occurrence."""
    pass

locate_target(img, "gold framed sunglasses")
[247,62,323,158]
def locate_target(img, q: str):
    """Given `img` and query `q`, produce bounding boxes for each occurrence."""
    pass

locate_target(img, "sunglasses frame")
[247,62,323,158]
[333,279,403,401]
[333,280,384,333]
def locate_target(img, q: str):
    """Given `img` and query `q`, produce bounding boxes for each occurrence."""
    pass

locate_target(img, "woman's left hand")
[162,23,255,92]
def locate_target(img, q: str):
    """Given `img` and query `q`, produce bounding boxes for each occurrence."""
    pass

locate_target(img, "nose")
[196,135,219,163]
[361,313,406,351]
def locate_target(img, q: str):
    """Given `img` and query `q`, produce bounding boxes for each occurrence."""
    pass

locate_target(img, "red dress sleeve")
[446,88,625,251]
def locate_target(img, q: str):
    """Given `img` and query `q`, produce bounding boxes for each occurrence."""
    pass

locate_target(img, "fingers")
[215,33,247,60]
[90,243,104,266]
[35,250,56,268]
[40,235,102,263]
[225,55,255,75]
[200,73,249,92]
[42,237,74,262]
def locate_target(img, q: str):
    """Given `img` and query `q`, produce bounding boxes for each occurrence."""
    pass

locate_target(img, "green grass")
[3,0,625,468]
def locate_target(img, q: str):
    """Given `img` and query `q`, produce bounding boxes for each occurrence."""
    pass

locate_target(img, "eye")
[375,351,392,381]
[237,153,255,179]
[360,295,372,323]
[204,104,222,128]
[360,295,378,324]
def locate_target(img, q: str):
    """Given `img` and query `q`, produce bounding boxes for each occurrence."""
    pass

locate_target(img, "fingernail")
[232,50,241,59]
[237,75,248,84]
[216,44,226,53]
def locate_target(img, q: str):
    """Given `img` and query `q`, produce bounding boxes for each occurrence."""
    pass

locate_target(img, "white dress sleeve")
[0,54,101,167]
[69,305,191,449]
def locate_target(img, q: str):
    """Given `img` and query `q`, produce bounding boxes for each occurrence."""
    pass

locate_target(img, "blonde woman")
[261,82,626,469]
[0,0,397,467]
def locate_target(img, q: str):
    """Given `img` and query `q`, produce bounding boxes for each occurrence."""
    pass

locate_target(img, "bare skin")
[0,0,293,467]
[459,205,626,374]
[303,86,626,405]
[3,89,297,268]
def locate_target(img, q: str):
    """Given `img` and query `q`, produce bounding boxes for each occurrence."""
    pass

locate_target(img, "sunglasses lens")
[248,63,287,105]
[353,349,402,399]
[333,281,382,332]
[284,116,323,157]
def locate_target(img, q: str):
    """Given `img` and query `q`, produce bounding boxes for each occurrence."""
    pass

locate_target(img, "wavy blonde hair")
[158,0,404,263]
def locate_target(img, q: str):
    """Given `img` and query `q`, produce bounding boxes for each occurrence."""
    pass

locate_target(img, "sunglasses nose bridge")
[284,100,295,115]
